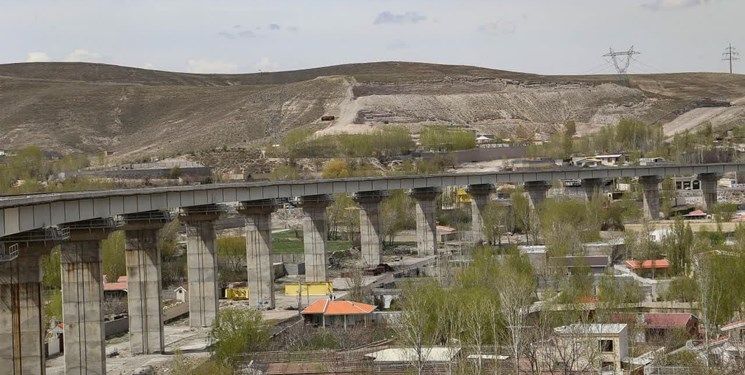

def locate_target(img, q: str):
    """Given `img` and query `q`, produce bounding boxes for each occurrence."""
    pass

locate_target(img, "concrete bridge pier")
[238,199,283,310]
[180,205,223,328]
[298,195,334,283]
[640,176,662,220]
[123,211,172,355]
[467,184,495,243]
[582,178,604,201]
[60,219,118,375]
[410,187,441,256]
[699,173,720,212]
[0,245,49,375]
[353,191,388,267]
[524,181,550,209]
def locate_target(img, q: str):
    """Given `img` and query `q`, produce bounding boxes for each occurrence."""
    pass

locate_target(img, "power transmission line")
[722,43,739,74]
[602,46,640,74]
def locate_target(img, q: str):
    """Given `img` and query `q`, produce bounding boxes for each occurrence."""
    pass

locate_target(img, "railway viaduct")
[0,163,742,374]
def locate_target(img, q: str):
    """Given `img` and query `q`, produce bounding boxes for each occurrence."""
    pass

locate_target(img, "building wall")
[284,282,333,296]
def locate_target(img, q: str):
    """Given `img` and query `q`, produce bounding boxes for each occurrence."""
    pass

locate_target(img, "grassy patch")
[272,231,352,254]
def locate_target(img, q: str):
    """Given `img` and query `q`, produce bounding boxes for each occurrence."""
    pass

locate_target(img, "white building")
[594,154,625,166]
[553,323,629,374]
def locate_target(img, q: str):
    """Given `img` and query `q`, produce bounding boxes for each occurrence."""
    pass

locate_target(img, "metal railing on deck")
[3,227,70,244]
[61,217,122,230]
[121,210,174,223]
[0,243,19,262]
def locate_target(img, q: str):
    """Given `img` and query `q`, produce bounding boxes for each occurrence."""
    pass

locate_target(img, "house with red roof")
[301,298,377,329]
[103,275,128,299]
[643,313,699,342]
[624,259,670,278]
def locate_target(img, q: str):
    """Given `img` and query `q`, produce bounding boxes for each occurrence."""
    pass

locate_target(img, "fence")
[644,365,692,375]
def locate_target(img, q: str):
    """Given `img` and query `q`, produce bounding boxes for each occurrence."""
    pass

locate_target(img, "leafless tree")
[396,279,445,375]
[497,265,535,374]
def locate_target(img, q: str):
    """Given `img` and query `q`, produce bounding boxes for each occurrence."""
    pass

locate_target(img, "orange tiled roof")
[625,259,670,270]
[302,299,377,316]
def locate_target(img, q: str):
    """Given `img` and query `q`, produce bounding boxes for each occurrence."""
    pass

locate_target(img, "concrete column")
[467,184,495,244]
[640,176,662,220]
[238,199,282,310]
[298,195,334,283]
[354,191,388,267]
[524,181,550,209]
[582,178,604,201]
[180,208,221,328]
[410,187,441,256]
[124,220,165,355]
[61,235,108,375]
[699,173,720,212]
[0,246,47,375]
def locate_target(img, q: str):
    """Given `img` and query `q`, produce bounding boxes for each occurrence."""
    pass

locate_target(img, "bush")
[322,159,351,179]
[419,125,476,151]
[211,308,270,368]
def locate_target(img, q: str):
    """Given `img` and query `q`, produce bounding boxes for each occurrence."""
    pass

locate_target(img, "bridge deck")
[1,163,742,238]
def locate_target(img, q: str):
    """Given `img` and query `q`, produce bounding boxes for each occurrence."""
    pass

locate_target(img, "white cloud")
[642,0,708,11]
[254,57,279,72]
[26,52,50,62]
[477,20,516,35]
[187,59,238,74]
[65,49,102,62]
[374,11,426,25]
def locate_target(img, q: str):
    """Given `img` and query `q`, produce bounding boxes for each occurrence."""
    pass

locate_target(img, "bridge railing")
[0,243,19,262]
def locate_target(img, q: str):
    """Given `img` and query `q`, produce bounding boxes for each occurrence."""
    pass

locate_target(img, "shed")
[174,286,188,302]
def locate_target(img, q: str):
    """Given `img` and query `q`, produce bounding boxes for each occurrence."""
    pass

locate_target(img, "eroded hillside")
[1,61,744,160]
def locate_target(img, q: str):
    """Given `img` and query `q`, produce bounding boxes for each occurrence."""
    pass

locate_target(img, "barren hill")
[1,61,744,160]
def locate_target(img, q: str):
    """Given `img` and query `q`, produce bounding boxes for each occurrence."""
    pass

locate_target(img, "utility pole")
[602,46,640,74]
[722,43,739,74]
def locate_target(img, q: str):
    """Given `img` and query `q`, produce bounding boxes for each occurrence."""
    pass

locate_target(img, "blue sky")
[1,0,743,75]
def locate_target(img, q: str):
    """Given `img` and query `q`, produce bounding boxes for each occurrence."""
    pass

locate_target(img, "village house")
[301,299,377,329]
[103,275,128,299]
[553,323,629,374]
[643,313,700,343]
[549,255,611,275]
[593,154,625,166]
[624,259,670,279]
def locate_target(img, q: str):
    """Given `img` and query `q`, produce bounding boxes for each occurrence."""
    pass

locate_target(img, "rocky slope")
[1,61,744,160]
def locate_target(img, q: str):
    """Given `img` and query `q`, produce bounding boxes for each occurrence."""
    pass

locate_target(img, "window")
[599,339,614,352]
